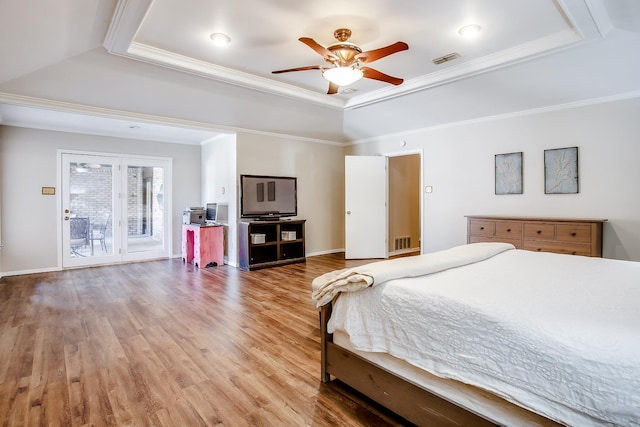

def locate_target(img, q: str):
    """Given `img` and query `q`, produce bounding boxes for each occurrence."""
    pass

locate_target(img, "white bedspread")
[327,247,640,426]
[311,242,514,307]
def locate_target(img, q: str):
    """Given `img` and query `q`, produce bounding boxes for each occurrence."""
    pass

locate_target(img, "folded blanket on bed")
[311,242,515,308]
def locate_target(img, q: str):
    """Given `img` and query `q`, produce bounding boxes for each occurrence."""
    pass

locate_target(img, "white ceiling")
[0,0,639,143]
[107,0,585,108]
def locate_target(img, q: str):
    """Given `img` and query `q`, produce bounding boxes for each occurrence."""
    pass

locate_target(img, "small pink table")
[181,224,224,268]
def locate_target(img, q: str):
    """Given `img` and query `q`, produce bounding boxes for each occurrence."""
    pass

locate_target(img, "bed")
[312,243,640,427]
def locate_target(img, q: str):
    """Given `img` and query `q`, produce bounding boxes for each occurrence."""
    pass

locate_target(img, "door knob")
[346,211,351,215]
[64,216,69,220]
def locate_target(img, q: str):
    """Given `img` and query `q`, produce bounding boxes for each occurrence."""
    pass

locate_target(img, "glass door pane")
[122,159,171,261]
[62,154,121,268]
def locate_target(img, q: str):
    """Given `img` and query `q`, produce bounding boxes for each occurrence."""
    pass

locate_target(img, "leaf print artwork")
[544,147,578,194]
[495,152,523,195]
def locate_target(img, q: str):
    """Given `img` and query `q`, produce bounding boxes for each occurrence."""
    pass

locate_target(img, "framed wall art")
[495,152,523,195]
[544,147,578,194]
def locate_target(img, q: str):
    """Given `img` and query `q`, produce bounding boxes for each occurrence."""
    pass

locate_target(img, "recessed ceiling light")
[458,24,482,38]
[210,32,231,47]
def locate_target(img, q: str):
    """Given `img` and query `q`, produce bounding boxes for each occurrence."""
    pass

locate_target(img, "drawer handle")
[571,232,577,236]
[506,228,511,232]
[480,227,484,230]
[536,248,542,251]
[536,230,542,234]
[571,251,577,255]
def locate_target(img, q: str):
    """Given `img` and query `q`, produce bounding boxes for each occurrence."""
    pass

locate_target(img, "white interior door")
[345,155,388,259]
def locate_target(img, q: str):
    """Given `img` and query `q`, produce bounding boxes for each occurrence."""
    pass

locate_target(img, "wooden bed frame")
[320,303,563,427]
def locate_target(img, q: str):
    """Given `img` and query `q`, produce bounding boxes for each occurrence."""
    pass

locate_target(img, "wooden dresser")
[466,216,607,257]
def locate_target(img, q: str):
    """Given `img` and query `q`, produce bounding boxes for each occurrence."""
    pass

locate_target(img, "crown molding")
[103,0,592,111]
[126,42,345,109]
[0,92,229,133]
[103,0,154,54]
[0,92,345,146]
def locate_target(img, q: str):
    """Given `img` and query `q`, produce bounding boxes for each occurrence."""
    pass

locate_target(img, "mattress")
[328,249,640,426]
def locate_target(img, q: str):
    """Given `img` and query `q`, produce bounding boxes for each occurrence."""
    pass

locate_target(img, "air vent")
[394,236,411,250]
[432,52,461,65]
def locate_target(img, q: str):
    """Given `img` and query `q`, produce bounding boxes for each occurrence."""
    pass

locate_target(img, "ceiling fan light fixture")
[458,24,482,38]
[210,32,231,46]
[322,66,363,86]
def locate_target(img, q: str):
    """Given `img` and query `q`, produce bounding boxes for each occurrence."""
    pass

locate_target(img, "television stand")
[239,219,306,270]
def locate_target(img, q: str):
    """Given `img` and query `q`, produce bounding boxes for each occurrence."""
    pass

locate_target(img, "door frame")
[382,149,424,255]
[57,149,173,268]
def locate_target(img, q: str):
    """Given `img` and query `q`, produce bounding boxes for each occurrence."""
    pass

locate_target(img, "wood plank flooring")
[0,254,413,426]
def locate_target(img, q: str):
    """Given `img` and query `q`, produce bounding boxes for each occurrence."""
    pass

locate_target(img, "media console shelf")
[239,219,306,270]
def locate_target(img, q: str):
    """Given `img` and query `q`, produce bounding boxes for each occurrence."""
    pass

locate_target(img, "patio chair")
[90,213,110,255]
[70,217,90,257]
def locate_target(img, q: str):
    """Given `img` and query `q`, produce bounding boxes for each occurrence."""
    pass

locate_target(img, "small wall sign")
[42,187,56,195]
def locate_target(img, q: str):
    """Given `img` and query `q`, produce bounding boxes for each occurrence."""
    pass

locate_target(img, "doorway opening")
[388,153,421,257]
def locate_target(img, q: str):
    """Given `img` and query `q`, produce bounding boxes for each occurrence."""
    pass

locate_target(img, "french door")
[61,152,171,268]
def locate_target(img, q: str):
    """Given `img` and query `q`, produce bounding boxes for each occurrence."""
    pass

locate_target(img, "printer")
[182,207,206,225]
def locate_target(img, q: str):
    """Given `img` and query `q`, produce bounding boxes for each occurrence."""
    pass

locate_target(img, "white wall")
[348,97,640,261]
[0,128,3,276]
[202,134,238,265]
[0,126,201,274]
[236,132,345,256]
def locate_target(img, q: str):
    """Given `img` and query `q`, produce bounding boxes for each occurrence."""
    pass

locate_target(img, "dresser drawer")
[469,235,522,249]
[523,241,591,256]
[523,223,555,240]
[469,220,495,237]
[467,216,605,257]
[556,224,591,243]
[495,222,522,239]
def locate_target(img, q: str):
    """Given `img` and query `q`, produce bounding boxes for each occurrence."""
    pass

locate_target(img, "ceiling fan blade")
[299,37,338,62]
[361,67,404,85]
[355,41,408,64]
[272,65,322,74]
[327,82,339,95]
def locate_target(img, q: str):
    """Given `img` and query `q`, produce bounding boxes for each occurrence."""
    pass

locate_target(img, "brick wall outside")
[69,163,164,240]
[127,167,143,235]
[152,167,164,241]
[69,165,113,236]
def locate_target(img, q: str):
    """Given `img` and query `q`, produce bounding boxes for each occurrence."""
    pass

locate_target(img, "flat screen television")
[240,174,297,220]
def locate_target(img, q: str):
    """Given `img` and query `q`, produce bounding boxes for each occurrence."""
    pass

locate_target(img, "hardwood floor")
[0,254,413,426]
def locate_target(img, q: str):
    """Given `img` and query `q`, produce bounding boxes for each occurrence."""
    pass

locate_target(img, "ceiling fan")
[272,28,408,94]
